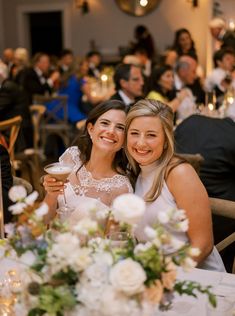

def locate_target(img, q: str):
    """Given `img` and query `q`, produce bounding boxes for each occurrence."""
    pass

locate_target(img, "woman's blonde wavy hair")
[125,99,175,202]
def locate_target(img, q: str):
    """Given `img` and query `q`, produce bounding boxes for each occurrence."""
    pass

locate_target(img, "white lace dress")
[57,146,133,226]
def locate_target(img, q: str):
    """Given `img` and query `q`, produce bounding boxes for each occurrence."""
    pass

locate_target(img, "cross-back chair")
[210,197,235,274]
[0,115,22,162]
[177,153,204,175]
[33,94,72,154]
[29,104,46,152]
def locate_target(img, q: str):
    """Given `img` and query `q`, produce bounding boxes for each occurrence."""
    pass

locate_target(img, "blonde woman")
[125,99,225,271]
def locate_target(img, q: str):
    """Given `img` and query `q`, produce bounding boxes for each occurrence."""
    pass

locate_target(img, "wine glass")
[106,231,130,248]
[44,162,74,220]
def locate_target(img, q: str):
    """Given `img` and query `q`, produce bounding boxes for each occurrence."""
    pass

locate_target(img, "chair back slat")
[0,115,22,161]
[33,94,68,124]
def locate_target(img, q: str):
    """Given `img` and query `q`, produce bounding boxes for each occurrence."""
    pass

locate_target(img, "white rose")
[157,210,170,224]
[112,193,145,226]
[110,258,146,296]
[20,250,37,267]
[72,218,98,236]
[4,223,15,237]
[144,226,157,240]
[176,219,189,232]
[25,191,39,205]
[8,186,27,202]
[182,257,197,271]
[8,202,26,215]
[134,242,152,255]
[34,203,48,219]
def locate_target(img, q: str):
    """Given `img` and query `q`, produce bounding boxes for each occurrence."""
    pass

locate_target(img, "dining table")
[0,256,235,316]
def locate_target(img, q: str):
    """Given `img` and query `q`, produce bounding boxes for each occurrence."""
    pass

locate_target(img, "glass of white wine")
[44,162,74,219]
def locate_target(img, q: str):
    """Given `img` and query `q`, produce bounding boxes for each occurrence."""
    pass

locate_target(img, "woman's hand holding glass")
[44,162,74,220]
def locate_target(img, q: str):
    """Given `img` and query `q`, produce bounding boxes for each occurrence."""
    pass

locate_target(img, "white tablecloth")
[1,258,235,315]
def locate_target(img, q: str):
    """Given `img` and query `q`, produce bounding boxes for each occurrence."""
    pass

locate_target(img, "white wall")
[2,0,234,72]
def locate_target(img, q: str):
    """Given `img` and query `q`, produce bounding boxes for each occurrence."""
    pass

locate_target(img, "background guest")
[20,52,60,104]
[172,28,198,59]
[147,64,189,112]
[209,17,235,52]
[175,114,235,271]
[131,25,156,60]
[111,63,144,109]
[86,50,102,79]
[0,144,13,224]
[0,61,33,149]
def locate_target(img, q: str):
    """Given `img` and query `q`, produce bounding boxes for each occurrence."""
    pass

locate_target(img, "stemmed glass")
[44,162,74,220]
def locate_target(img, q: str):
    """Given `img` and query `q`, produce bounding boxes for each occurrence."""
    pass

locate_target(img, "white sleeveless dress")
[134,162,225,272]
[57,146,133,226]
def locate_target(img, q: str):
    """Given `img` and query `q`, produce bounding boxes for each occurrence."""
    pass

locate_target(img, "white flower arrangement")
[0,186,216,316]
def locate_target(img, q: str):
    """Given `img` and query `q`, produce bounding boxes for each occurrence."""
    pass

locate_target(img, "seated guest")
[0,144,13,223]
[133,46,154,78]
[110,63,144,109]
[10,47,29,84]
[205,48,235,100]
[125,99,225,271]
[20,52,60,104]
[58,48,74,76]
[175,114,235,270]
[0,61,33,149]
[147,64,189,112]
[2,48,14,72]
[209,17,235,52]
[172,28,198,59]
[174,55,205,118]
[86,50,102,79]
[131,25,156,60]
[175,114,235,201]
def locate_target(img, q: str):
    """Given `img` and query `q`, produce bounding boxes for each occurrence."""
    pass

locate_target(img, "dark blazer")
[0,79,33,149]
[110,91,125,103]
[221,30,235,51]
[21,67,53,104]
[0,145,13,223]
[175,114,235,201]
[110,91,135,111]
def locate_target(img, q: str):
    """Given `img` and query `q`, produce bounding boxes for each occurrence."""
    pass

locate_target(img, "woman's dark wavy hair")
[149,64,176,101]
[172,28,197,58]
[74,99,129,174]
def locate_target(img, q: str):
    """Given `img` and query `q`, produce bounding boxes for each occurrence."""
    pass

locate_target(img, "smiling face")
[87,109,126,155]
[178,31,192,52]
[158,70,174,92]
[127,116,166,166]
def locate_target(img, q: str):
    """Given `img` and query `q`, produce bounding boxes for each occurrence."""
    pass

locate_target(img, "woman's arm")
[167,162,213,264]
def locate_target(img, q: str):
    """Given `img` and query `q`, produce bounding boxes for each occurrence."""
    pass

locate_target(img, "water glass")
[107,231,130,248]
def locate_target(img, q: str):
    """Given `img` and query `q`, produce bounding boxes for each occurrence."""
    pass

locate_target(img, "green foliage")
[174,280,216,307]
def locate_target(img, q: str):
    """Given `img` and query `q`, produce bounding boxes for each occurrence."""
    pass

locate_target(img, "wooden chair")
[177,153,204,175]
[76,119,86,130]
[30,104,46,151]
[13,176,33,194]
[0,116,22,162]
[210,197,235,274]
[33,94,72,153]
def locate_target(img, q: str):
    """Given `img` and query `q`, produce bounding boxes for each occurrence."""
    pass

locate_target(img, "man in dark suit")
[0,62,33,149]
[0,144,13,223]
[209,17,235,52]
[175,115,235,200]
[175,114,235,270]
[20,52,60,105]
[110,63,144,109]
